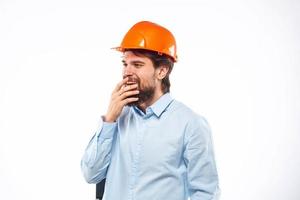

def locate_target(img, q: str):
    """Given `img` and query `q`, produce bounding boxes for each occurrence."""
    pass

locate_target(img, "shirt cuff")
[95,116,117,139]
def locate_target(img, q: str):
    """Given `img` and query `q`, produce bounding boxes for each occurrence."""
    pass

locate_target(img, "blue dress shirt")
[81,93,220,200]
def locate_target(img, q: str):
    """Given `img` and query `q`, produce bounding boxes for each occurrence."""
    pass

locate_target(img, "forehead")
[122,51,151,63]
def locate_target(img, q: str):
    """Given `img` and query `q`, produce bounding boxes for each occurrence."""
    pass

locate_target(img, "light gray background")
[0,0,299,199]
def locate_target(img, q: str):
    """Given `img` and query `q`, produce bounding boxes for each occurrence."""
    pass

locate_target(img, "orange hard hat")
[113,21,178,62]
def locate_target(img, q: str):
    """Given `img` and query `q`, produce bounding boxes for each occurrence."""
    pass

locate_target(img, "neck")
[137,89,164,113]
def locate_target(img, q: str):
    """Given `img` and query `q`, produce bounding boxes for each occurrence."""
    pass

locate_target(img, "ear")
[156,65,169,80]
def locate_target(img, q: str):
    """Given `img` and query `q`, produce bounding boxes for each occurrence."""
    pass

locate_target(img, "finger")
[119,90,140,100]
[121,97,139,106]
[118,83,138,96]
[113,77,129,93]
[124,83,138,91]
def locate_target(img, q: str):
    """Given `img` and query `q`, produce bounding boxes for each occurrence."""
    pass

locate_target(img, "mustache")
[123,75,140,84]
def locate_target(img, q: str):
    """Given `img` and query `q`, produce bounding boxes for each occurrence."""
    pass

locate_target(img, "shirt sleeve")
[81,116,117,184]
[183,116,220,200]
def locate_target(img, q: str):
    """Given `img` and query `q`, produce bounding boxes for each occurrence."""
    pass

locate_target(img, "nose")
[123,64,135,78]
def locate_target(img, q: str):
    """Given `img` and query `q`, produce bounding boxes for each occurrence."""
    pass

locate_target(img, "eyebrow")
[122,60,145,65]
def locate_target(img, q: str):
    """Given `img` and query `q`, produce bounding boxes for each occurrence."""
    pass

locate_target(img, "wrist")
[103,115,116,123]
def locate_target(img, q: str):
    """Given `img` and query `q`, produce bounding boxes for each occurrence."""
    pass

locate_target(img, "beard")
[124,75,155,107]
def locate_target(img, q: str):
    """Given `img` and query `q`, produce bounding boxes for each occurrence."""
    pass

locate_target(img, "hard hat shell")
[113,21,177,62]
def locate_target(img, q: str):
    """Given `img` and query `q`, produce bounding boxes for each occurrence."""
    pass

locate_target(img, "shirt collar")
[133,93,174,118]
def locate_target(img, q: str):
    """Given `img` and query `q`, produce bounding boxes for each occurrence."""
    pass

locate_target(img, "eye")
[134,63,143,68]
[122,63,128,67]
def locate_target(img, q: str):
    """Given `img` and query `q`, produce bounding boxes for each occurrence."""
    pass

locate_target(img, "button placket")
[129,116,146,200]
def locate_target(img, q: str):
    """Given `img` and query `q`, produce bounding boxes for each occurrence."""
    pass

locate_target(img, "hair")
[126,49,174,94]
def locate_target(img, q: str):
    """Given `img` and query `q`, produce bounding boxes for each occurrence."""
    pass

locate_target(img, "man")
[81,21,220,200]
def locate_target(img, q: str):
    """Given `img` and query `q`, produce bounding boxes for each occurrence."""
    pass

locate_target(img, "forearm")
[188,150,220,200]
[189,177,220,200]
[81,119,117,184]
[185,116,220,200]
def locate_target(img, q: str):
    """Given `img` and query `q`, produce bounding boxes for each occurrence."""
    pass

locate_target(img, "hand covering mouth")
[124,76,139,85]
